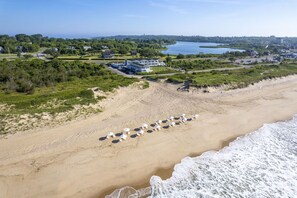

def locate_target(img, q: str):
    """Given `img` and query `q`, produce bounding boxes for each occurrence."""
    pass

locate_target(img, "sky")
[0,0,297,37]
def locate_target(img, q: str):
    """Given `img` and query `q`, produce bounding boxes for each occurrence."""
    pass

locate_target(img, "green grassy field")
[168,59,236,71]
[147,64,297,88]
[138,66,178,75]
[0,54,18,60]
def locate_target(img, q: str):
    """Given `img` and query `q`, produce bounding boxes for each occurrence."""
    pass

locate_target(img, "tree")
[31,34,43,43]
[140,48,157,58]
[15,34,31,42]
[52,51,60,58]
[23,54,33,59]
[176,54,185,59]
[166,56,172,63]
[229,57,235,62]
[119,47,128,55]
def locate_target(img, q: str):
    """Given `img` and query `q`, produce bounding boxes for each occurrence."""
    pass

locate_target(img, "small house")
[16,46,23,52]
[102,50,114,59]
[131,50,137,56]
[67,46,76,50]
[83,46,92,51]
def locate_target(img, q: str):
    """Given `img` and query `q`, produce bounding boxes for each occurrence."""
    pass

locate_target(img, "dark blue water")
[162,41,244,55]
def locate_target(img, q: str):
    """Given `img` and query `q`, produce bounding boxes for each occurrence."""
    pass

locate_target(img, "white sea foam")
[149,116,297,198]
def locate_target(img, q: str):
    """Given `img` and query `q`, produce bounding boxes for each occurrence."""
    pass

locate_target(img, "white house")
[125,59,166,67]
[83,46,92,51]
[127,62,152,73]
[67,46,76,50]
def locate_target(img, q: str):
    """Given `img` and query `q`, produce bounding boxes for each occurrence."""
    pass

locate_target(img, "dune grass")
[0,74,137,115]
[138,66,177,75]
[147,64,297,88]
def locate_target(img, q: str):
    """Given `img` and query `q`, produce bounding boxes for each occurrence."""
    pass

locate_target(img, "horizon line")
[1,33,296,39]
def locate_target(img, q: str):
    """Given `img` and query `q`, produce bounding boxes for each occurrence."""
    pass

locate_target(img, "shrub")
[79,89,94,99]
[142,81,150,89]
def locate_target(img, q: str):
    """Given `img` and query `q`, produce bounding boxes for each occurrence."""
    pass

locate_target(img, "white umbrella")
[137,129,144,136]
[107,132,115,139]
[123,128,130,134]
[141,123,148,129]
[169,116,174,121]
[120,134,127,140]
[180,117,187,123]
[193,114,199,119]
[154,125,161,131]
[181,113,186,117]
[157,120,162,124]
[169,122,176,127]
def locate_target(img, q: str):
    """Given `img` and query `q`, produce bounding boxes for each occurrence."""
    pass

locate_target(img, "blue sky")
[0,0,296,37]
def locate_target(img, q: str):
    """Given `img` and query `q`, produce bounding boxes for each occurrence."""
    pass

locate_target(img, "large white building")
[126,59,166,73]
[127,62,151,73]
[111,59,166,73]
[125,59,166,67]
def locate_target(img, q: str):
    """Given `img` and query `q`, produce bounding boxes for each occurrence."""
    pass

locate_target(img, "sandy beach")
[1,76,297,198]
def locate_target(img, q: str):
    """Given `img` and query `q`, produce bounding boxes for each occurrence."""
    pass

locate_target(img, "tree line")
[0,34,172,57]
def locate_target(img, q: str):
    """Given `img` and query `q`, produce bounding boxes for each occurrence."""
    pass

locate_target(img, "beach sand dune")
[1,76,297,198]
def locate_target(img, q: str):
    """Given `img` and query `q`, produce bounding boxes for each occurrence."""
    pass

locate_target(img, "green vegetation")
[0,59,121,94]
[142,81,150,89]
[147,64,297,89]
[0,59,138,115]
[168,59,236,71]
[176,54,185,59]
[0,34,173,59]
[138,66,177,75]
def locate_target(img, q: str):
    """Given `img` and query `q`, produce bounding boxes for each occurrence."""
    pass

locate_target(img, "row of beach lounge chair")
[102,114,199,142]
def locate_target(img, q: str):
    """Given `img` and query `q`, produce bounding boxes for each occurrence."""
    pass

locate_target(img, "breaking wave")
[149,115,297,198]
[107,116,297,198]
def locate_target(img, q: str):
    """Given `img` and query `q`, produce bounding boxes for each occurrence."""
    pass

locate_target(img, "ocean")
[108,116,297,198]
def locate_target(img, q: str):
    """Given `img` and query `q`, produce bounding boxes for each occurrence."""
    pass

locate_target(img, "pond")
[162,41,244,55]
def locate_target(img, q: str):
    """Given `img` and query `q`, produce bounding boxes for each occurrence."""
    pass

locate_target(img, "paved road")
[105,66,142,78]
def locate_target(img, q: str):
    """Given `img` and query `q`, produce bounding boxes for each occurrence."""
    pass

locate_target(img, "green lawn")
[152,66,176,73]
[0,54,18,60]
[167,59,236,71]
[138,66,178,75]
